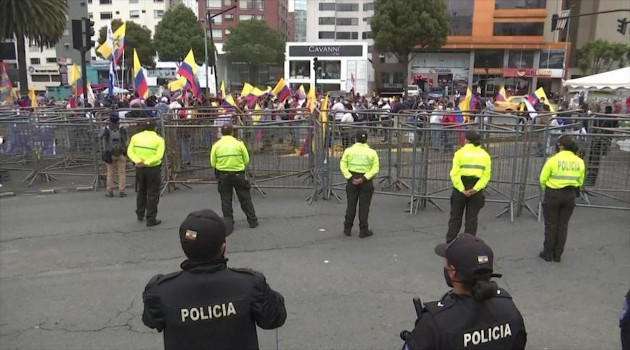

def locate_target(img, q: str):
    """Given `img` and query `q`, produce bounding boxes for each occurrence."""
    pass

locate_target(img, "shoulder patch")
[494,288,513,299]
[424,297,456,316]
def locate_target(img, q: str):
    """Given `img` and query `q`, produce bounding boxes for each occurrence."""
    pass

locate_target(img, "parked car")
[494,95,528,113]
[406,85,420,97]
[427,87,444,100]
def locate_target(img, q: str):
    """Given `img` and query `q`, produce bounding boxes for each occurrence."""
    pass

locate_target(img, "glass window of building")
[336,32,358,39]
[363,2,374,11]
[51,75,61,82]
[239,0,254,9]
[154,10,164,18]
[493,22,544,36]
[30,58,40,65]
[381,72,390,84]
[319,3,336,11]
[474,50,505,68]
[32,75,50,82]
[393,72,405,84]
[211,15,222,25]
[539,50,565,69]
[129,0,138,3]
[319,17,335,25]
[100,12,113,19]
[318,31,335,39]
[447,0,473,36]
[212,29,222,40]
[129,10,139,18]
[207,0,221,8]
[257,0,264,11]
[495,0,546,9]
[290,61,310,79]
[46,58,57,63]
[336,18,358,25]
[507,50,535,68]
[337,3,359,11]
[316,61,340,79]
[362,31,372,39]
[225,13,234,21]
[240,14,252,20]
[363,17,371,24]
[99,0,112,4]
[224,0,232,4]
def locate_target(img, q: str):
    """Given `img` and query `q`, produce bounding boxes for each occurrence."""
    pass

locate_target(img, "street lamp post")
[204,1,237,97]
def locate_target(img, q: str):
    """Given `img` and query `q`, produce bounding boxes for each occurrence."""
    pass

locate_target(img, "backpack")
[108,126,125,156]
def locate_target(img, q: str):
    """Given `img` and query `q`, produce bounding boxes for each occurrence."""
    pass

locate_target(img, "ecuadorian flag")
[272,78,291,102]
[133,49,148,99]
[177,49,202,99]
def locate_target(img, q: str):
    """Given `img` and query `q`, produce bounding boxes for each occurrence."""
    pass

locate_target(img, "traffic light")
[617,18,628,35]
[72,20,84,50]
[313,57,318,71]
[551,14,559,32]
[84,18,96,49]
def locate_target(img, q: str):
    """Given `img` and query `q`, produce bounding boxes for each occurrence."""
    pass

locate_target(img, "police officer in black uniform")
[142,209,287,350]
[403,233,527,350]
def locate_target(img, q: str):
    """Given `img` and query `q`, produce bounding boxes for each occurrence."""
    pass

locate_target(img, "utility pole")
[205,0,237,97]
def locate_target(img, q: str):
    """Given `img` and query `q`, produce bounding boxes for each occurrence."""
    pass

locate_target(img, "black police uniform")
[142,260,287,350]
[405,289,527,350]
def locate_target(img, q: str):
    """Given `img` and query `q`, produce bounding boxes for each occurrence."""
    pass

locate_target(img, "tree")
[0,0,68,94]
[153,4,210,64]
[97,19,156,77]
[577,39,630,74]
[223,19,285,85]
[371,0,449,93]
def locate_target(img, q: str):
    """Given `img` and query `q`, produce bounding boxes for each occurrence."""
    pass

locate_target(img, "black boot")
[146,219,162,227]
[343,226,352,236]
[538,251,552,262]
[359,229,373,238]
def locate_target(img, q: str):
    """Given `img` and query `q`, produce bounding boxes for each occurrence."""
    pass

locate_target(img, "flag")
[133,49,148,99]
[251,86,270,97]
[523,99,538,120]
[70,64,84,97]
[97,22,115,62]
[271,77,291,102]
[320,93,329,137]
[27,88,36,108]
[113,22,126,66]
[225,94,236,107]
[241,82,253,97]
[534,87,555,112]
[168,77,188,92]
[108,61,115,95]
[0,62,13,105]
[306,84,316,112]
[297,84,306,101]
[252,103,262,123]
[458,88,472,122]
[177,49,202,99]
[495,86,507,101]
[220,80,225,100]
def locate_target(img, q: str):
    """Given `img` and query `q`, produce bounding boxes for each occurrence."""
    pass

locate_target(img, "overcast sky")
[289,0,294,12]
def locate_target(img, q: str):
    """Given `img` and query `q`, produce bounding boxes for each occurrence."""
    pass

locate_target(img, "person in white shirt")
[340,103,355,148]
[430,104,443,150]
[331,99,346,121]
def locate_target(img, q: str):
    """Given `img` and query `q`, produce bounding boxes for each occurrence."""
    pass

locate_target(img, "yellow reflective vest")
[210,135,249,172]
[340,142,379,180]
[450,143,492,192]
[540,150,585,190]
[127,130,165,167]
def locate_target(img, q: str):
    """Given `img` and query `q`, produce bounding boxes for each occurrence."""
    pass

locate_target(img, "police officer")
[539,134,585,262]
[446,130,491,243]
[142,209,287,349]
[404,233,527,350]
[340,129,379,238]
[210,123,258,228]
[127,120,164,227]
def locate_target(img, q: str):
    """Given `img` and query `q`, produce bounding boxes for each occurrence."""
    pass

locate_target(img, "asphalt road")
[0,187,628,350]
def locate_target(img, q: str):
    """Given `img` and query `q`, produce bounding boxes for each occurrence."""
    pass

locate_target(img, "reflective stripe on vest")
[461,164,486,170]
[550,174,580,180]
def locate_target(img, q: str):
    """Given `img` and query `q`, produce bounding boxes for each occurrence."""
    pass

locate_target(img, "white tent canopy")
[563,66,630,90]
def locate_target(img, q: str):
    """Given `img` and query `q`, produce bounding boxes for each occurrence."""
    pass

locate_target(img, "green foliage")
[98,19,156,68]
[0,0,68,46]
[223,19,285,68]
[577,39,630,74]
[371,0,449,64]
[153,4,210,64]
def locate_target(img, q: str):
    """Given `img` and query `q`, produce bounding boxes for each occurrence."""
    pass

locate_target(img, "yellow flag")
[69,64,81,86]
[220,80,226,99]
[252,103,262,123]
[320,93,329,136]
[534,87,555,112]
[458,88,472,122]
[168,77,188,92]
[241,82,253,97]
[28,88,36,107]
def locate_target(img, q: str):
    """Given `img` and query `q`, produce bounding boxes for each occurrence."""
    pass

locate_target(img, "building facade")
[293,0,308,42]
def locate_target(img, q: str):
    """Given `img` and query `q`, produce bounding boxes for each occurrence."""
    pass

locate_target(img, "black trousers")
[344,178,374,231]
[446,186,485,243]
[542,187,576,259]
[217,172,257,224]
[136,166,161,220]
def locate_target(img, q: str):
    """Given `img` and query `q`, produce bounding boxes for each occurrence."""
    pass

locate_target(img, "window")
[495,0,546,9]
[51,75,61,82]
[29,45,39,53]
[289,61,310,79]
[46,58,57,64]
[363,2,374,11]
[318,31,335,39]
[63,28,70,36]
[507,50,535,68]
[99,0,112,4]
[207,0,221,8]
[393,72,405,85]
[80,2,86,7]
[30,58,41,65]
[380,72,390,84]
[115,11,120,14]
[493,22,544,36]
[336,18,358,26]
[367,45,373,54]
[362,31,372,39]
[224,0,232,5]
[240,14,252,20]
[257,0,264,11]
[225,29,231,35]
[363,17,372,24]
[474,50,504,68]
[319,3,336,11]
[337,3,358,11]
[88,12,93,18]
[239,0,254,9]
[318,17,335,25]
[225,14,234,20]
[31,75,50,82]
[129,0,138,3]
[540,50,565,69]
[212,29,222,40]
[447,0,473,36]
[88,0,92,3]
[129,10,139,18]
[100,12,113,19]
[335,32,358,39]
[211,15,222,25]
[154,10,164,18]
[154,0,164,2]
[316,60,340,79]
[64,43,71,51]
